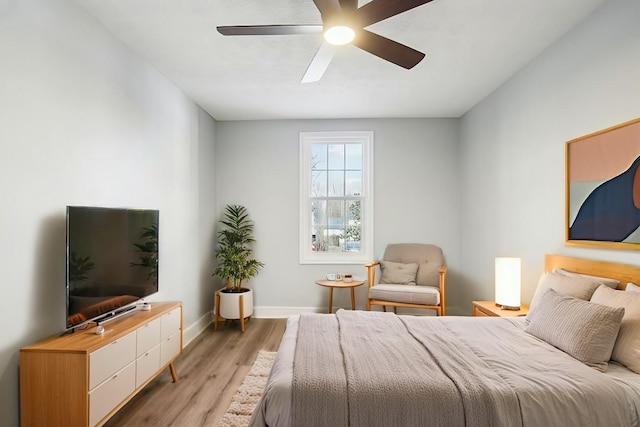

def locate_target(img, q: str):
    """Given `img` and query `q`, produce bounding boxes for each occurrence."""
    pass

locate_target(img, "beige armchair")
[365,243,447,316]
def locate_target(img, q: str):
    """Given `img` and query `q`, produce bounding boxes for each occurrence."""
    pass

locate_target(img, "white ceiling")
[73,0,608,121]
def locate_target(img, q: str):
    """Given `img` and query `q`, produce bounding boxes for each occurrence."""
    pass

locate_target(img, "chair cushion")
[383,243,443,287]
[369,284,440,305]
[379,261,419,285]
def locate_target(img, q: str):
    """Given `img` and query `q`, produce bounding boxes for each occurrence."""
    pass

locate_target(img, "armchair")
[365,243,446,315]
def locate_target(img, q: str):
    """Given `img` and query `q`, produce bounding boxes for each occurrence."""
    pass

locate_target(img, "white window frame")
[299,131,374,264]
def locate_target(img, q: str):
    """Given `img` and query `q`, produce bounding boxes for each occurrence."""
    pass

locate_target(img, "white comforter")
[250,311,640,427]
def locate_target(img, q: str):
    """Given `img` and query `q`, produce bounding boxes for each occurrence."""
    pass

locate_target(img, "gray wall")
[459,0,640,306]
[215,119,461,315]
[0,1,217,426]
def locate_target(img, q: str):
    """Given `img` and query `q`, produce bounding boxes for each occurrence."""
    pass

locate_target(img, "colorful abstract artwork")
[566,118,640,250]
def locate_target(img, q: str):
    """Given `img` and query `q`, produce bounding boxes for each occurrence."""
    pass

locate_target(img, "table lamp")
[495,257,521,310]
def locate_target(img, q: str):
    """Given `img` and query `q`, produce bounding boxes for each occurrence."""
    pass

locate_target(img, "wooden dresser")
[20,301,182,427]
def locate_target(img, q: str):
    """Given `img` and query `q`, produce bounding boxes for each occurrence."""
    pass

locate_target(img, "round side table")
[315,279,364,313]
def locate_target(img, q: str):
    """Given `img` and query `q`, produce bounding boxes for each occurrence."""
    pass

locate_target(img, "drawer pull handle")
[112,374,118,379]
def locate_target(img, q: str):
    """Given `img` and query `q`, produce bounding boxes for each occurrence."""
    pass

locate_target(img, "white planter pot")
[218,288,254,320]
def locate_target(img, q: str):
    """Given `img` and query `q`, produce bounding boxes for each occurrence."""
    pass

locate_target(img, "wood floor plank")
[103,318,287,426]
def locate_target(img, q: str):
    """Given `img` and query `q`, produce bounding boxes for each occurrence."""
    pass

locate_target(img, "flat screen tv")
[66,206,159,330]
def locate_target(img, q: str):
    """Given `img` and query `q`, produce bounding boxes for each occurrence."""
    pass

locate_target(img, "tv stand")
[20,301,182,427]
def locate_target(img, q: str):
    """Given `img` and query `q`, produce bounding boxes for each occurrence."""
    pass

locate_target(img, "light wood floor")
[104,317,287,427]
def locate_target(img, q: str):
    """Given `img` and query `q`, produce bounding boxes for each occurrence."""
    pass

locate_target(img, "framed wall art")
[566,117,640,250]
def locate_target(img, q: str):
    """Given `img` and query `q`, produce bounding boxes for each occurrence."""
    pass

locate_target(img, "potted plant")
[213,204,264,330]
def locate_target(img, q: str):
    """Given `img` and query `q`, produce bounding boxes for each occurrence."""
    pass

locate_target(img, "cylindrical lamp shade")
[495,257,521,310]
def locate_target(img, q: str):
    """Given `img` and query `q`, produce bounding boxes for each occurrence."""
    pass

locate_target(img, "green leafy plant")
[130,224,158,279]
[213,205,264,292]
[68,252,95,290]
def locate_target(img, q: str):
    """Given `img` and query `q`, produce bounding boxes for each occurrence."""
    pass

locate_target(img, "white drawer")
[89,361,135,427]
[160,307,181,340]
[136,344,161,388]
[89,332,136,390]
[136,317,161,357]
[160,330,181,367]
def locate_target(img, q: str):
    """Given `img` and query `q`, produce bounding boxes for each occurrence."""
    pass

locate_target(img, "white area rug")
[218,350,276,427]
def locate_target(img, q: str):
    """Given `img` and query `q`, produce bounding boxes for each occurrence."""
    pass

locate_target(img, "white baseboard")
[182,310,213,348]
[253,306,324,318]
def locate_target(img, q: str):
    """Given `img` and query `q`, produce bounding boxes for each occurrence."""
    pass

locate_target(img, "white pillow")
[526,289,624,372]
[626,283,640,293]
[591,285,640,373]
[552,268,619,289]
[528,271,602,314]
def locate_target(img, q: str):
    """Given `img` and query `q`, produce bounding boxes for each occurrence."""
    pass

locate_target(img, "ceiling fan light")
[324,25,355,45]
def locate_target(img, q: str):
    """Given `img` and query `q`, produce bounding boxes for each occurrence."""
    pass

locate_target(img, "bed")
[250,255,640,427]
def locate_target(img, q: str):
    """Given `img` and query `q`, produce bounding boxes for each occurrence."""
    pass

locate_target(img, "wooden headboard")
[544,254,640,290]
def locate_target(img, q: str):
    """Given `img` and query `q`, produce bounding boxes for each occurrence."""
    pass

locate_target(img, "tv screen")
[66,206,159,330]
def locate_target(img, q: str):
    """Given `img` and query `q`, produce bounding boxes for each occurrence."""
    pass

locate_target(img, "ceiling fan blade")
[301,43,337,83]
[217,25,322,36]
[339,0,358,13]
[352,29,425,69]
[313,0,342,22]
[355,0,434,28]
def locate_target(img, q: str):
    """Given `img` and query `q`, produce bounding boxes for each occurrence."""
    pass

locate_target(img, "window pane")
[311,144,327,170]
[311,170,326,197]
[345,144,362,170]
[345,171,362,196]
[328,171,344,196]
[344,200,362,252]
[328,144,344,170]
[327,200,345,252]
[311,200,327,252]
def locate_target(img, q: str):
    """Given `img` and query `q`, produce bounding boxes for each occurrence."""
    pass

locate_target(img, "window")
[299,131,373,264]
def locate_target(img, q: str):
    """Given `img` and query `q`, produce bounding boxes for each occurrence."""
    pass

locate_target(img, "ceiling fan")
[217,0,434,83]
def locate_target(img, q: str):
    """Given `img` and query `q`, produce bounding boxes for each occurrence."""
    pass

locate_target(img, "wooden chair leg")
[393,306,397,314]
[382,305,386,312]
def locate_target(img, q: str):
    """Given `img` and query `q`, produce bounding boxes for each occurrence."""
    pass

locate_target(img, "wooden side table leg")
[214,291,220,331]
[169,362,179,382]
[328,288,334,314]
[350,287,356,310]
[239,294,245,333]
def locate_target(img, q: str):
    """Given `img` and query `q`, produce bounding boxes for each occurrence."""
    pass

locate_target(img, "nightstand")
[472,300,529,317]
[316,279,365,314]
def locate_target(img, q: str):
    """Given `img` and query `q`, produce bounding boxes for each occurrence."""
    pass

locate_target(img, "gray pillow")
[590,285,640,373]
[626,282,640,293]
[552,268,620,289]
[525,289,624,372]
[528,271,602,314]
[379,261,419,285]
